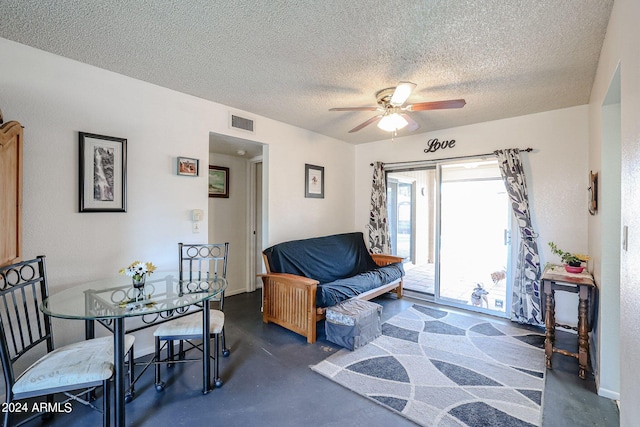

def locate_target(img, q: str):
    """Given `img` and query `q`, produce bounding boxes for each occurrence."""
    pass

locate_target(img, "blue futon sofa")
[260,232,404,343]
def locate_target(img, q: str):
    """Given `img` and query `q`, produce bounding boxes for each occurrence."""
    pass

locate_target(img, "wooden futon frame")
[260,254,403,343]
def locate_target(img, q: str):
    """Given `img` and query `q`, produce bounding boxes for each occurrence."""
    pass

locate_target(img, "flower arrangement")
[119,261,157,285]
[548,242,590,267]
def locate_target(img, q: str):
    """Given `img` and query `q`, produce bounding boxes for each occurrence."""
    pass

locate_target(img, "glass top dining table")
[42,272,227,320]
[41,272,227,427]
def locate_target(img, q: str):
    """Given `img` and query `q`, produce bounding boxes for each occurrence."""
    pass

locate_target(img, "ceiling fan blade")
[389,81,417,106]
[329,107,379,111]
[349,115,382,133]
[406,99,466,111]
[401,114,420,132]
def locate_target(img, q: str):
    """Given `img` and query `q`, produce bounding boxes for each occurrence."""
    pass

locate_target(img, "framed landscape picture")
[79,132,127,212]
[209,165,229,198]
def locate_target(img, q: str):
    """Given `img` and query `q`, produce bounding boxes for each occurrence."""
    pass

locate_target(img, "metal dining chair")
[153,243,229,391]
[0,256,135,427]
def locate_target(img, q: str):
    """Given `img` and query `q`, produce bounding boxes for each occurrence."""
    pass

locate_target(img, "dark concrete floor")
[16,291,618,427]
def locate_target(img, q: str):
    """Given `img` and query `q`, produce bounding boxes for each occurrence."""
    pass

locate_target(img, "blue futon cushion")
[263,232,404,308]
[316,263,404,308]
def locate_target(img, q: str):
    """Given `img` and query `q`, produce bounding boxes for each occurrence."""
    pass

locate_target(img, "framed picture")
[209,165,229,198]
[305,164,324,198]
[79,132,127,212]
[177,157,199,176]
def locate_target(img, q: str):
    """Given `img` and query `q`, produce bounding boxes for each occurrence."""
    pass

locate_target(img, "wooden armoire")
[0,111,23,267]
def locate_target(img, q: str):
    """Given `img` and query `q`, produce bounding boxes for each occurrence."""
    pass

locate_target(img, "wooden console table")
[541,264,596,379]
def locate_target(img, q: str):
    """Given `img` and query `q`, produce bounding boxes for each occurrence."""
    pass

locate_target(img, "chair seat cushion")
[154,310,224,338]
[13,335,135,396]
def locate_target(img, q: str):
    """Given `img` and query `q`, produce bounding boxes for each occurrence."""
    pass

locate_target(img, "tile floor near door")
[20,291,618,427]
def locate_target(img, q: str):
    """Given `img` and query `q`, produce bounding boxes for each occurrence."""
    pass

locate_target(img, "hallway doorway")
[209,133,265,294]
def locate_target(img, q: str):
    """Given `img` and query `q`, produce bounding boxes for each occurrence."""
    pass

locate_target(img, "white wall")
[588,0,640,420]
[355,106,590,327]
[263,133,356,245]
[1,37,356,356]
[594,98,621,399]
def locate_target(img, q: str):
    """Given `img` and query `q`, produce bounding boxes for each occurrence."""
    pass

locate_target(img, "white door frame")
[247,156,263,292]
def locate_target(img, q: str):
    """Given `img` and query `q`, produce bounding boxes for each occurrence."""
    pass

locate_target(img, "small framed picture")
[305,164,324,198]
[177,157,199,176]
[79,132,127,212]
[209,165,229,198]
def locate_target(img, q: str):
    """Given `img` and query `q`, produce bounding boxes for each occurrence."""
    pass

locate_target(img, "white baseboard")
[590,333,619,401]
[225,287,248,297]
[597,386,620,401]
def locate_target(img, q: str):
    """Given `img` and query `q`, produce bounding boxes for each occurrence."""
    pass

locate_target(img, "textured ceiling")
[0,1,613,145]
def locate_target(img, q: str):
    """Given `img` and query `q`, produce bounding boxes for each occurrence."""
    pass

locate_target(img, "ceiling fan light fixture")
[377,113,408,132]
[329,82,464,135]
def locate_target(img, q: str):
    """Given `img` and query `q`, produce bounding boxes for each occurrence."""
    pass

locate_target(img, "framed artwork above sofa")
[305,163,324,198]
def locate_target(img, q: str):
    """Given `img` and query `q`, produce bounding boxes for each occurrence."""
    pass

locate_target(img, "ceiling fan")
[329,82,466,134]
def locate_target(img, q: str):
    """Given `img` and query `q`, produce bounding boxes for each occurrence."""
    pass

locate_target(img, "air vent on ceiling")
[229,113,255,133]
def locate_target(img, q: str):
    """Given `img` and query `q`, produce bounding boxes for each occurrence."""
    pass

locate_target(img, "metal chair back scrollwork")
[179,242,228,283]
[153,243,230,392]
[179,242,229,354]
[0,256,120,427]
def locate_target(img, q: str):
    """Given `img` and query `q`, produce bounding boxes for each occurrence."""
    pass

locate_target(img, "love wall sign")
[423,138,456,154]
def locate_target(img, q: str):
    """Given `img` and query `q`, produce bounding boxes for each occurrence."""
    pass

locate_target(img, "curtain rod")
[370,147,533,168]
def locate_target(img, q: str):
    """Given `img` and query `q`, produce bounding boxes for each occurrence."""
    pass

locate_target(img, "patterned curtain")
[495,149,543,325]
[367,162,391,254]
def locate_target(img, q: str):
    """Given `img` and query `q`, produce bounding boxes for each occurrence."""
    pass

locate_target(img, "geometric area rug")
[311,304,546,426]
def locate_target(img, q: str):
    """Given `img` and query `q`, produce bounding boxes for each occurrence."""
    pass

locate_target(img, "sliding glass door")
[387,159,512,317]
[436,160,511,316]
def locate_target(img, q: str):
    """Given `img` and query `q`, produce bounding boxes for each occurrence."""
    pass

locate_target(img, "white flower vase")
[132,274,146,289]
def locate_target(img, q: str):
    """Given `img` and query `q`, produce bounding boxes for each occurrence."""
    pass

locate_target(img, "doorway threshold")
[404,289,434,301]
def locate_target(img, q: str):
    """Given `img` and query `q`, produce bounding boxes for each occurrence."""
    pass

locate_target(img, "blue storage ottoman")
[325,299,382,350]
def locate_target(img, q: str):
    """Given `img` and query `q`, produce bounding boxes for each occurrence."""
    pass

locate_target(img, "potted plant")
[548,242,590,273]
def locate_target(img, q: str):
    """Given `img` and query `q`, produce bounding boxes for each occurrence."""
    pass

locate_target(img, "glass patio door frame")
[433,160,514,318]
[387,176,416,263]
